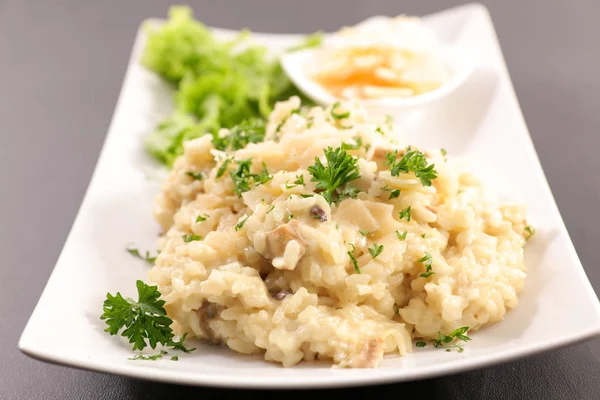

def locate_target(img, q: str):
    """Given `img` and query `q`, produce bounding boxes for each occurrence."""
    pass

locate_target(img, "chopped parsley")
[347,244,360,274]
[101,280,195,353]
[306,116,314,129]
[381,185,400,199]
[433,327,471,352]
[338,185,360,202]
[212,118,266,151]
[415,342,427,348]
[195,214,209,222]
[330,101,350,120]
[368,244,384,259]
[300,194,314,198]
[393,303,401,315]
[129,350,168,361]
[524,225,536,240]
[216,157,232,178]
[185,171,203,180]
[441,148,447,161]
[171,356,179,361]
[126,248,158,265]
[421,233,426,239]
[235,215,249,231]
[359,230,370,237]
[399,206,412,221]
[375,127,385,136]
[418,252,434,278]
[341,137,363,150]
[230,159,272,197]
[287,214,295,220]
[266,204,275,214]
[396,230,407,241]
[386,148,438,186]
[182,233,202,242]
[307,146,361,205]
[285,174,305,189]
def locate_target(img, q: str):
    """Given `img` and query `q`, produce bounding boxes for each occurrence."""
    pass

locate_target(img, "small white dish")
[18,3,600,389]
[280,21,477,115]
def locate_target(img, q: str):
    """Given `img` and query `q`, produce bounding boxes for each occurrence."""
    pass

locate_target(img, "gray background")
[1,0,599,398]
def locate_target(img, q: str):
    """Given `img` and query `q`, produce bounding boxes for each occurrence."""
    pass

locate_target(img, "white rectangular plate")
[19,3,600,389]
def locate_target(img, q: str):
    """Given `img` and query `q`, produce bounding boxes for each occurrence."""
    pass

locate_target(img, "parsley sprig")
[386,148,438,186]
[101,280,195,353]
[415,327,472,352]
[434,327,471,352]
[308,146,361,205]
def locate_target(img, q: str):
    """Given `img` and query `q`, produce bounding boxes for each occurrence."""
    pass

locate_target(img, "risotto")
[148,96,529,368]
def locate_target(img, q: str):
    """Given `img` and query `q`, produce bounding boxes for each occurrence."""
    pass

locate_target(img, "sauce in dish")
[311,16,451,101]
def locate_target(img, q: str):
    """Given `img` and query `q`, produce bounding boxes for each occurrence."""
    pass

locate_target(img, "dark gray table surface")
[2,0,600,399]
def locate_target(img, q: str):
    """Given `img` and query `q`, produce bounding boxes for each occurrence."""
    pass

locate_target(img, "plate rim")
[18,2,600,389]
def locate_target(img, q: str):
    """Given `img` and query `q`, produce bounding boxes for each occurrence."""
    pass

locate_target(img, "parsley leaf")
[386,148,438,186]
[235,215,249,231]
[285,174,305,189]
[368,243,384,259]
[331,101,350,120]
[185,171,203,180]
[341,137,363,150]
[338,184,360,203]
[308,146,361,205]
[182,233,202,242]
[524,225,536,240]
[418,252,434,278]
[171,356,179,361]
[195,214,208,222]
[216,157,232,178]
[415,341,427,348]
[440,148,447,161]
[396,230,407,241]
[381,185,400,199]
[399,206,412,221]
[348,244,360,274]
[127,248,158,265]
[101,280,195,352]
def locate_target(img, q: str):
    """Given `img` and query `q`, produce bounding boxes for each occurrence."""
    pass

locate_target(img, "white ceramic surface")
[19,3,600,389]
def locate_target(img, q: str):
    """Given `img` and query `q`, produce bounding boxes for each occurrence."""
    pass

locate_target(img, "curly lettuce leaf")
[142,6,323,167]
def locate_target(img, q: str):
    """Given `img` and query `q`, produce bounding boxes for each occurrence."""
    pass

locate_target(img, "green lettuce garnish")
[141,6,321,166]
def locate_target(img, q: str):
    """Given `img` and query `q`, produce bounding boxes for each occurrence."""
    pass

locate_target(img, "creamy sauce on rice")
[149,97,529,367]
